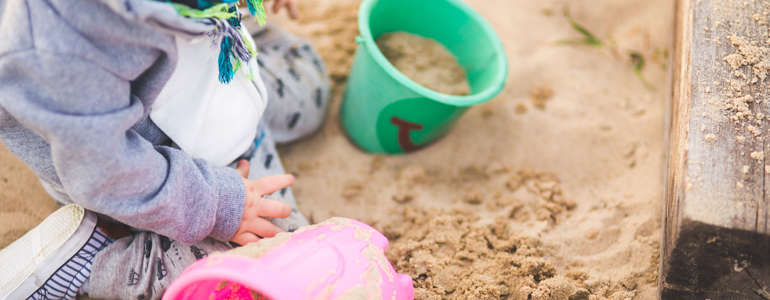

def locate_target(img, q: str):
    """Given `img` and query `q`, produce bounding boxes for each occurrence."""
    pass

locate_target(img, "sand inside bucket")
[376,32,471,96]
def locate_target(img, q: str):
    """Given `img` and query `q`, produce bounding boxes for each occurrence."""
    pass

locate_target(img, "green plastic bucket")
[340,0,508,154]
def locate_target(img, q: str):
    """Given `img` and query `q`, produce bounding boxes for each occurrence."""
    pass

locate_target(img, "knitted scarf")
[169,0,266,84]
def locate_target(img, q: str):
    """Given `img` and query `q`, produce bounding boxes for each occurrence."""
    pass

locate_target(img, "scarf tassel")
[172,1,264,84]
[218,36,235,84]
[246,0,267,25]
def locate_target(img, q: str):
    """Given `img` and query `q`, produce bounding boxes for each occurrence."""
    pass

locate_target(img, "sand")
[268,0,670,298]
[383,208,638,300]
[0,0,672,299]
[0,145,61,249]
[376,32,471,96]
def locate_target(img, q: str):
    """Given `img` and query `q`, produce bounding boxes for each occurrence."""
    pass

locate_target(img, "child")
[0,0,329,298]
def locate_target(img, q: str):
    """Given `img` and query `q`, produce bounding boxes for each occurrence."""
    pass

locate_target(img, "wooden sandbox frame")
[662,0,770,298]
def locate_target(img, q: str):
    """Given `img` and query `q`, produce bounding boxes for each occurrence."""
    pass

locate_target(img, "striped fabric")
[26,228,113,300]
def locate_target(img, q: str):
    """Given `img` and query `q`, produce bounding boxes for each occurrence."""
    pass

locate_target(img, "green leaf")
[561,8,603,47]
[631,52,655,90]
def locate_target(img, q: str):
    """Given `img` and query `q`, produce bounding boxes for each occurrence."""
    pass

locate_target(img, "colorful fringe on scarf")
[170,0,264,84]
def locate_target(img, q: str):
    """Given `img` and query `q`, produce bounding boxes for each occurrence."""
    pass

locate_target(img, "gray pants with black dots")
[86,24,329,300]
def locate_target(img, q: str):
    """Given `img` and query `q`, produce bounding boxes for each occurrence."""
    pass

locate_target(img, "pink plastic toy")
[162,218,414,300]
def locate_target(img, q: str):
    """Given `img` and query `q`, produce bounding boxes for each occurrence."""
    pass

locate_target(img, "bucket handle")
[355,36,365,46]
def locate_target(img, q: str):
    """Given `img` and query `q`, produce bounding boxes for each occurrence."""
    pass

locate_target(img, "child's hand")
[230,160,293,245]
[267,0,299,19]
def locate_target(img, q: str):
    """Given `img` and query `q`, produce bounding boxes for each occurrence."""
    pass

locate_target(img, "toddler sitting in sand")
[0,0,328,299]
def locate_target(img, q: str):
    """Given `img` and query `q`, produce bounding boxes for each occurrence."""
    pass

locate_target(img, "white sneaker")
[0,204,101,299]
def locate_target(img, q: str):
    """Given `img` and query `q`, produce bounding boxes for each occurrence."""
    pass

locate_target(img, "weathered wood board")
[662,0,770,298]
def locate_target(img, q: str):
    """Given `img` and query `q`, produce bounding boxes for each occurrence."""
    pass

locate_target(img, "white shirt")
[150,28,267,167]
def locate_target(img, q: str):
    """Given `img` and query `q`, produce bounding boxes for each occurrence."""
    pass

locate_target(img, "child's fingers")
[252,174,295,196]
[287,0,298,19]
[231,217,282,244]
[272,0,286,14]
[271,0,298,19]
[235,159,250,178]
[250,218,284,238]
[231,231,261,245]
[256,198,291,218]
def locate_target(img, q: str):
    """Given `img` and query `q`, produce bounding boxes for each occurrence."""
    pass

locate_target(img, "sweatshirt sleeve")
[0,49,244,244]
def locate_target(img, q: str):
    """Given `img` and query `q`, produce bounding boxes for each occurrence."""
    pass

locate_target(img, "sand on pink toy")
[162,218,414,300]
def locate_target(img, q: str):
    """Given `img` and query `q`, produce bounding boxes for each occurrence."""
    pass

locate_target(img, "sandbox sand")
[266,0,670,298]
[0,0,672,299]
[376,32,471,96]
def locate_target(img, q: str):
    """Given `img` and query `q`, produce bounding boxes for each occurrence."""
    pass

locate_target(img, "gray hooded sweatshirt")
[0,0,249,244]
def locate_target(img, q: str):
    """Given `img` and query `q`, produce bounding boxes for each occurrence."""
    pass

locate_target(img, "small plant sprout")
[631,52,654,90]
[556,8,604,47]
[556,8,656,91]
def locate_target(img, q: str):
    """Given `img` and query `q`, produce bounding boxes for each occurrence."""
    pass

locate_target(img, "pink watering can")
[162,218,414,300]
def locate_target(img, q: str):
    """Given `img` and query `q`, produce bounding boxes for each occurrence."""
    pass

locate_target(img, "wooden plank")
[662,0,770,298]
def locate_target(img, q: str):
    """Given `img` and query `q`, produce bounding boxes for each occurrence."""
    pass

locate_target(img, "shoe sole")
[0,204,96,299]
